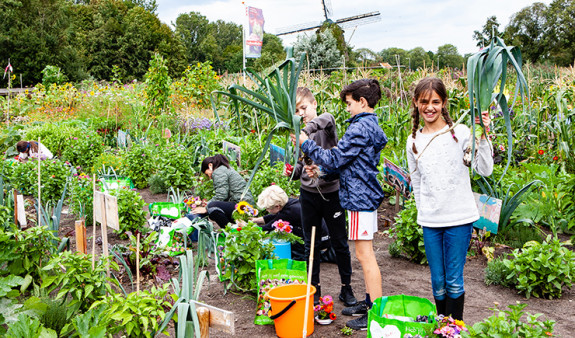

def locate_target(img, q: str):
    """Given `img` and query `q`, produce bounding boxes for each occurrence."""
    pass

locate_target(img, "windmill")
[275,0,380,38]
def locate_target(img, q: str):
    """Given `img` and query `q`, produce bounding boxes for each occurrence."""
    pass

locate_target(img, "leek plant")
[466,36,529,180]
[211,50,305,198]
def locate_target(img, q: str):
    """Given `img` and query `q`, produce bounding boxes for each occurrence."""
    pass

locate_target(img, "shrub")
[124,144,154,189]
[41,65,67,87]
[1,226,59,281]
[93,284,171,337]
[388,198,426,264]
[91,151,125,175]
[110,187,148,237]
[10,159,70,204]
[68,172,93,224]
[250,161,300,199]
[175,61,221,109]
[223,222,274,292]
[494,222,543,249]
[484,257,513,287]
[153,144,196,190]
[465,302,555,337]
[504,235,575,299]
[60,129,104,170]
[41,252,117,312]
[144,53,171,117]
[148,173,168,194]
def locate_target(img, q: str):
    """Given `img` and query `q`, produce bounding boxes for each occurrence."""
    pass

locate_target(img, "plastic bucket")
[266,284,316,337]
[272,240,291,259]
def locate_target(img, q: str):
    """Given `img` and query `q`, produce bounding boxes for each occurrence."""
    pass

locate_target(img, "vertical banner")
[245,6,264,58]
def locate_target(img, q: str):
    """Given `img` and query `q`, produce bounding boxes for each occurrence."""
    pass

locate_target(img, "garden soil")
[59,191,574,337]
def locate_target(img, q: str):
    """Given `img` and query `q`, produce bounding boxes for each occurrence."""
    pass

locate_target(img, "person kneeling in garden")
[189,154,255,228]
[252,185,305,261]
[16,140,53,161]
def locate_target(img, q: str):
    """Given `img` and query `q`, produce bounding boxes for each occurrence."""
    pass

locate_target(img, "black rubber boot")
[434,297,447,317]
[313,284,321,306]
[446,293,465,320]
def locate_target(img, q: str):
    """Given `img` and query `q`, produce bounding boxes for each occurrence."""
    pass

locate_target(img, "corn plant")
[467,36,529,180]
[211,50,305,198]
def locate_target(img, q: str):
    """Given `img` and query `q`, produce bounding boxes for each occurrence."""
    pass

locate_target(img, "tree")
[436,44,464,69]
[503,2,548,64]
[0,0,84,85]
[473,16,501,48]
[73,0,185,81]
[248,33,286,71]
[545,0,575,66]
[379,47,408,67]
[294,30,343,71]
[407,47,431,70]
[174,12,211,65]
[355,48,381,66]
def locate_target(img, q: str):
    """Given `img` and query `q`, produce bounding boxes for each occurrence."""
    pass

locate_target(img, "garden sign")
[472,193,502,234]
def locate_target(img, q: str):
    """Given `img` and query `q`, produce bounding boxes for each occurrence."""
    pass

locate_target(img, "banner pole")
[242,2,247,85]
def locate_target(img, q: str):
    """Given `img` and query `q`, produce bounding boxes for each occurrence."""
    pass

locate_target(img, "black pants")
[206,201,236,228]
[300,189,352,286]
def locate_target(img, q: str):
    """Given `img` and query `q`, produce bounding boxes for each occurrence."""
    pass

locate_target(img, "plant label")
[223,141,241,166]
[190,300,235,335]
[473,193,502,234]
[105,194,119,231]
[16,194,26,226]
[93,191,120,230]
[383,158,412,199]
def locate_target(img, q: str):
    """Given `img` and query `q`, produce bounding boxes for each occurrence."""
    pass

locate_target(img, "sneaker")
[342,301,367,316]
[346,313,368,330]
[339,285,358,307]
[313,284,321,306]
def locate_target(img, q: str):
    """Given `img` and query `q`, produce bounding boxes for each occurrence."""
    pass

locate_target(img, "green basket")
[367,295,436,338]
[99,176,135,191]
[148,202,186,219]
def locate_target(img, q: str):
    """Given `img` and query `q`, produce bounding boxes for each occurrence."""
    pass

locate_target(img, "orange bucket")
[266,284,316,337]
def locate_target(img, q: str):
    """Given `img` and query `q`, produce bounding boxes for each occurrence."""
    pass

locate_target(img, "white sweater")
[406,124,493,227]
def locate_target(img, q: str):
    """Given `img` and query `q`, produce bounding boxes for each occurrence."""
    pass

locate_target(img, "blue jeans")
[422,224,473,300]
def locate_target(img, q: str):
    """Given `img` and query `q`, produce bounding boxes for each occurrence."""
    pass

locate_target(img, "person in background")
[252,185,305,261]
[190,154,255,228]
[299,79,388,330]
[16,141,53,162]
[291,87,358,308]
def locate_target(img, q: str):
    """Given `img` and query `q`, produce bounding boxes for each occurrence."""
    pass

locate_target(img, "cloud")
[156,0,550,54]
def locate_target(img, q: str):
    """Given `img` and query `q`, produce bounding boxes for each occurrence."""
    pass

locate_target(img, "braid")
[442,107,458,143]
[411,104,420,154]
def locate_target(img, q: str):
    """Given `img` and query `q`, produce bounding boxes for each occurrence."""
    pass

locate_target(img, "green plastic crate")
[148,202,186,219]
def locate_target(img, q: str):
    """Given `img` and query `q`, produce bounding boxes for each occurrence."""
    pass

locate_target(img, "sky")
[155,0,550,55]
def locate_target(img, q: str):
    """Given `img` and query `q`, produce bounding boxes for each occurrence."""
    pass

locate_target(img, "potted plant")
[314,295,336,325]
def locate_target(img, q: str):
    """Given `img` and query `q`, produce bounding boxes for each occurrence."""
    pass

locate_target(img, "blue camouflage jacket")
[301,112,387,211]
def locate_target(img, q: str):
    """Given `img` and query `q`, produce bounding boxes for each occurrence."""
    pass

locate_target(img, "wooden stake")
[395,190,401,213]
[136,232,140,294]
[92,174,97,269]
[37,137,41,226]
[302,226,316,338]
[197,307,210,338]
[75,220,87,254]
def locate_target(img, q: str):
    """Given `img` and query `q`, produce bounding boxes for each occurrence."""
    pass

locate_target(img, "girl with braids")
[189,154,255,228]
[406,77,493,321]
